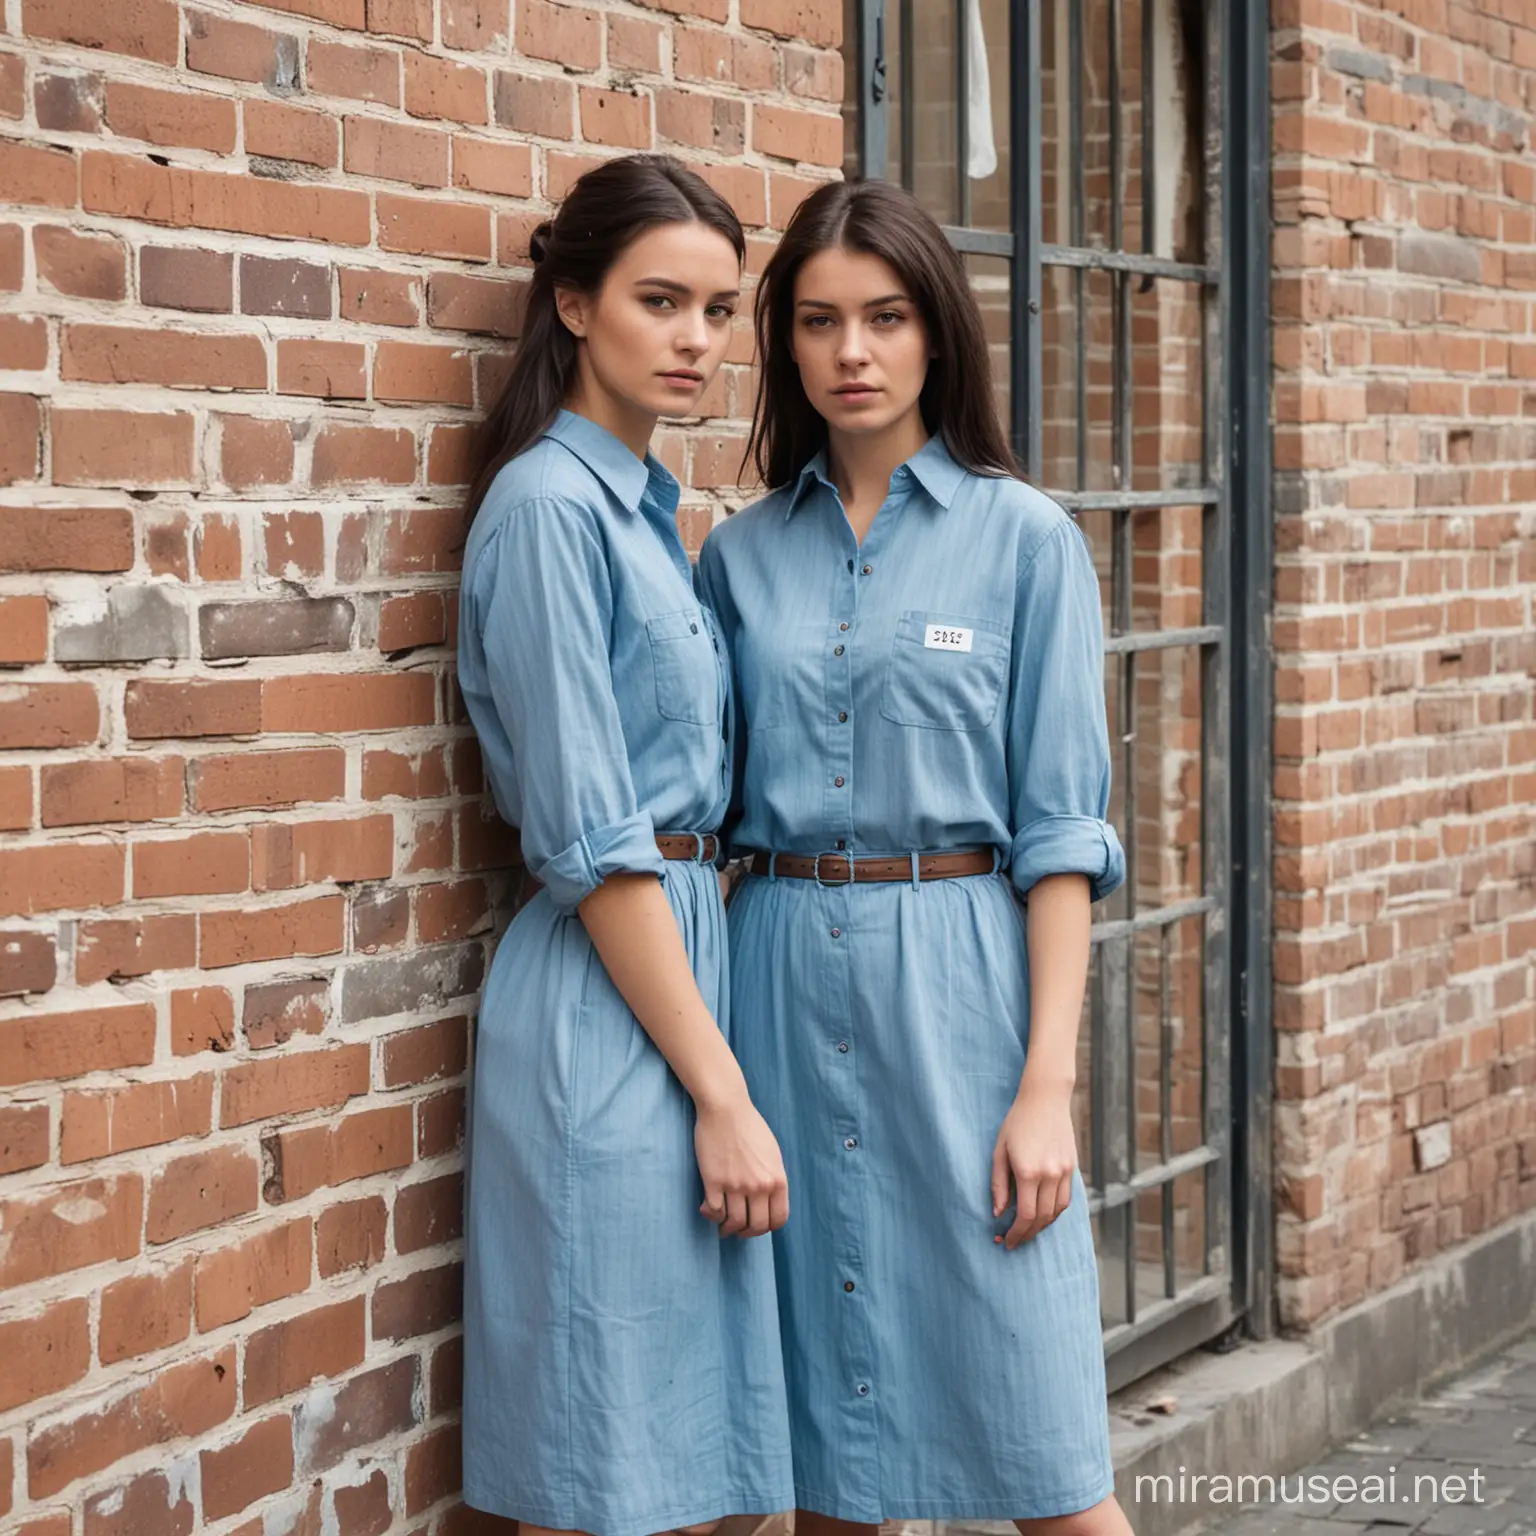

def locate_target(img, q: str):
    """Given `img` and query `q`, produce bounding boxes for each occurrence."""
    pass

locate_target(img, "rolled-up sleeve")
[1006,517,1126,903]
[479,494,665,914]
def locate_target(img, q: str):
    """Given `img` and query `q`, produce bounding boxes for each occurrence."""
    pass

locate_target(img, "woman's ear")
[554,286,588,339]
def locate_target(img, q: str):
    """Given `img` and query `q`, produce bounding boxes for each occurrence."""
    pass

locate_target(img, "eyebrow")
[795,294,911,310]
[634,276,741,300]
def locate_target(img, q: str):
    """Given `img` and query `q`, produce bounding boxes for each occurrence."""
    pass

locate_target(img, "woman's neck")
[566,370,656,461]
[826,408,929,539]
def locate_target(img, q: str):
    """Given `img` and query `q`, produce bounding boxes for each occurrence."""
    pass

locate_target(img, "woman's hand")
[990,1080,1077,1249]
[695,1087,789,1239]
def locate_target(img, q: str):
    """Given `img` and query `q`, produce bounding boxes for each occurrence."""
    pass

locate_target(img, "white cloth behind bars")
[967,0,998,179]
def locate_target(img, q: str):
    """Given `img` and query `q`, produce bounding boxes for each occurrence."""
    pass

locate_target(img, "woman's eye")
[643,294,675,310]
[705,304,735,321]
[874,310,904,325]
[802,315,833,329]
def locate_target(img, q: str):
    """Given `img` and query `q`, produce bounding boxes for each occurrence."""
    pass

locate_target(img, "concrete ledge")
[1103,1210,1536,1536]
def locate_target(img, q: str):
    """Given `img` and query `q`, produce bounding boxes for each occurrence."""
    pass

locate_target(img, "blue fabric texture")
[457,409,794,1536]
[697,434,1124,1521]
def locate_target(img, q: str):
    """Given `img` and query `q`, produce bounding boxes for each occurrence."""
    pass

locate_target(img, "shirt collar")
[783,434,967,518]
[545,408,675,515]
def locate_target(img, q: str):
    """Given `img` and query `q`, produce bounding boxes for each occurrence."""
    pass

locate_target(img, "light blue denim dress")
[697,435,1127,1523]
[457,410,794,1536]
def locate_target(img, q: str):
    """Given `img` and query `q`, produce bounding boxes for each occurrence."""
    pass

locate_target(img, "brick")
[201,597,355,659]
[0,315,47,373]
[367,0,431,38]
[292,1356,417,1476]
[63,1074,213,1164]
[315,1195,387,1275]
[609,13,663,71]
[199,895,345,969]
[417,1086,463,1157]
[427,271,525,338]
[396,1171,463,1253]
[657,86,743,151]
[339,266,420,325]
[405,1422,461,1515]
[52,408,195,489]
[307,39,401,105]
[0,223,22,289]
[0,841,124,917]
[104,81,237,153]
[363,746,449,799]
[52,588,189,669]
[0,684,94,749]
[83,1469,195,1536]
[220,415,295,489]
[23,0,180,62]
[187,9,298,84]
[580,85,652,148]
[340,941,483,1023]
[311,422,417,485]
[373,340,473,405]
[428,423,474,485]
[379,592,446,650]
[753,102,841,165]
[0,1103,50,1172]
[0,507,131,573]
[262,673,436,735]
[275,339,367,399]
[220,1043,368,1128]
[380,508,465,574]
[333,1468,391,1536]
[416,879,488,943]
[351,884,409,952]
[244,98,338,167]
[82,153,370,246]
[377,193,491,260]
[173,987,233,1055]
[0,767,31,832]
[343,115,449,189]
[240,255,332,318]
[0,139,75,208]
[373,1260,461,1340]
[741,0,838,44]
[451,134,532,196]
[197,513,242,579]
[193,1217,310,1330]
[493,71,574,138]
[125,678,261,740]
[140,246,233,312]
[200,1415,294,1522]
[0,594,47,661]
[0,53,23,119]
[517,0,600,66]
[380,1015,468,1089]
[244,1298,366,1407]
[0,1001,154,1088]
[147,1144,258,1244]
[264,1104,413,1203]
[441,0,506,48]
[34,69,101,132]
[0,1173,142,1289]
[0,393,40,483]
[98,1260,194,1363]
[243,977,328,1049]
[251,814,394,889]
[76,913,197,984]
[404,50,488,124]
[29,1345,233,1497]
[192,748,346,812]
[0,1298,89,1412]
[132,833,246,904]
[33,225,125,299]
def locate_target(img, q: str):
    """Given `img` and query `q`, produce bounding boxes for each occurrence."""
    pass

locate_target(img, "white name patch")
[923,624,973,653]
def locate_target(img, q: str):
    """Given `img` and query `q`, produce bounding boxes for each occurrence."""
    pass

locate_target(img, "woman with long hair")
[698,178,1132,1536]
[457,153,793,1536]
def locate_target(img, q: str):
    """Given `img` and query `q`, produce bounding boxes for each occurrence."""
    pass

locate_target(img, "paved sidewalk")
[1199,1330,1536,1536]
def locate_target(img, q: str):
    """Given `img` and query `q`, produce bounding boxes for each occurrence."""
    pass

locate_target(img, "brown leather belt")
[656,833,719,863]
[747,848,997,884]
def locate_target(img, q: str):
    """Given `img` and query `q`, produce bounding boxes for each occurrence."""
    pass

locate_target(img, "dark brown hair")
[747,178,1018,490]
[464,153,745,525]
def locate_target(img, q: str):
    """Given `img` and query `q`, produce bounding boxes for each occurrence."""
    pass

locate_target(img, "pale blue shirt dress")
[697,435,1126,1522]
[457,410,794,1535]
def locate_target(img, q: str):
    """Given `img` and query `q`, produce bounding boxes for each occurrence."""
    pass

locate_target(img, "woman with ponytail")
[457,154,793,1536]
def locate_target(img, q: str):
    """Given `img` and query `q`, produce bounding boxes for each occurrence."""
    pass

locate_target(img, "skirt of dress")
[462,859,795,1536]
[728,867,1115,1524]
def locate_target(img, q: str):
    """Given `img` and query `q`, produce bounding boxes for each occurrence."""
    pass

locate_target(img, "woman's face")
[556,221,741,421]
[789,247,930,438]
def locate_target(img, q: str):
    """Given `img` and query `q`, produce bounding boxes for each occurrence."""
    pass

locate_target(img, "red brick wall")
[1270,0,1536,1330]
[0,2,840,1529]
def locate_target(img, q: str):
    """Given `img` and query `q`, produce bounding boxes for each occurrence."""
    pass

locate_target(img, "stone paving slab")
[1200,1331,1536,1536]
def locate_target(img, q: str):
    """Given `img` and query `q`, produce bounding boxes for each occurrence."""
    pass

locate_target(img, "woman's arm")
[579,874,787,1238]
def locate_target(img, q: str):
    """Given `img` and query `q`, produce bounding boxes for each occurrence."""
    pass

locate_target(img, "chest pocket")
[880,611,1011,732]
[647,608,719,727]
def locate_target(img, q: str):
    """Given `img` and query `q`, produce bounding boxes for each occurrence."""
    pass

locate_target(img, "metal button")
[856,1382,870,1396]
[844,1137,857,1150]
[830,927,841,938]
[833,644,844,656]
[837,1040,849,1053]
[836,839,846,849]
[834,776,845,787]
[838,710,848,722]
[690,622,698,633]
[839,622,849,631]
[844,1280,856,1293]
[862,564,873,575]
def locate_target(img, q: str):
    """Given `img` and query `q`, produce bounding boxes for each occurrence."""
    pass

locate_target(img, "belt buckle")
[813,850,855,887]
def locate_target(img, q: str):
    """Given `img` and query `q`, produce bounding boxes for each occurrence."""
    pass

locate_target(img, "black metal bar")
[941,225,1014,256]
[1070,0,1086,492]
[857,0,888,181]
[1104,623,1223,655]
[1010,0,1042,476]
[1227,0,1275,1342]
[900,0,914,189]
[1043,245,1215,282]
[1160,924,1175,1298]
[1087,1144,1221,1213]
[957,0,971,228]
[1089,893,1216,944]
[1140,0,1156,289]
[1055,486,1218,509]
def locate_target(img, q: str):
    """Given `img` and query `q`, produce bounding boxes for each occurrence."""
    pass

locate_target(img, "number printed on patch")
[923,624,973,653]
